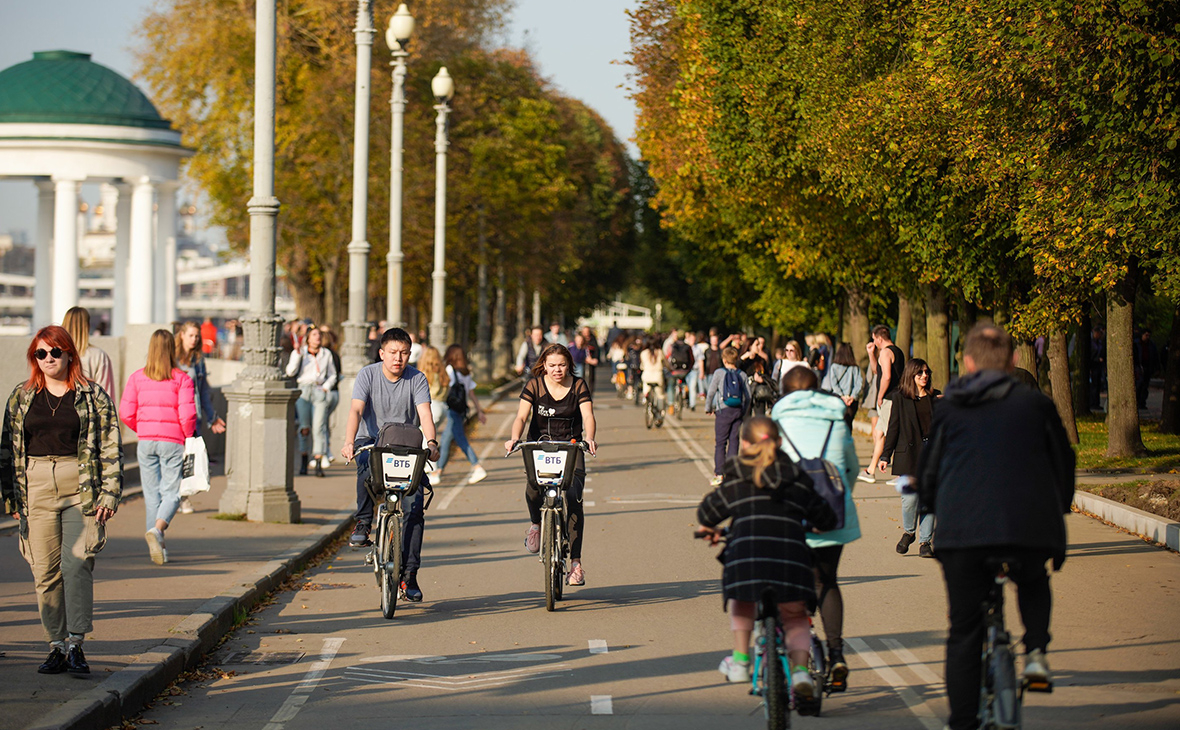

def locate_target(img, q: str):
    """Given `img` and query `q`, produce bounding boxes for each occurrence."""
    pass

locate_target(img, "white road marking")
[584,501,596,507]
[663,415,715,480]
[262,637,345,730]
[591,695,614,715]
[343,662,571,691]
[847,638,943,730]
[437,408,516,510]
[883,638,943,685]
[588,639,609,654]
[585,487,594,493]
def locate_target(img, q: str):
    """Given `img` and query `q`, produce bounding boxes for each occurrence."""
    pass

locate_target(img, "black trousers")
[354,450,426,574]
[937,547,1053,730]
[811,545,844,649]
[525,451,586,560]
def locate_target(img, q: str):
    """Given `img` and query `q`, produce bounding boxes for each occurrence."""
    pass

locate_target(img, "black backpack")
[670,341,693,370]
[780,423,847,530]
[446,380,468,414]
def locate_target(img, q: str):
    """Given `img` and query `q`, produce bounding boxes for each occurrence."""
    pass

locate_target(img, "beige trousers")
[21,456,104,643]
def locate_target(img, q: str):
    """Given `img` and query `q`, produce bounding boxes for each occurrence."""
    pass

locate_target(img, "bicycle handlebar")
[505,439,594,457]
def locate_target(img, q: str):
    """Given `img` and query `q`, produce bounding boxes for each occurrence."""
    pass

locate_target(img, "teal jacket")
[770,389,862,548]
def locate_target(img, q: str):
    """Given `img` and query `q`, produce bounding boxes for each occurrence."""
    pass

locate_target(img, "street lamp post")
[386,3,414,328]
[219,0,301,522]
[341,0,376,375]
[428,67,454,349]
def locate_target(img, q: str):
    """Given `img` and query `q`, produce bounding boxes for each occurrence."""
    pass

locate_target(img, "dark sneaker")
[829,647,849,692]
[919,542,935,559]
[349,523,372,548]
[299,455,309,476]
[896,531,916,554]
[314,459,324,478]
[401,572,423,602]
[65,645,89,675]
[38,648,67,674]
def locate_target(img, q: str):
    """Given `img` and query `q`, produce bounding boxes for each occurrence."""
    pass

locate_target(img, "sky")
[0,0,640,238]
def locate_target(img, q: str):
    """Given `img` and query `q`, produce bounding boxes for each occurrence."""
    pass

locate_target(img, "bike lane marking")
[590,695,614,715]
[588,639,609,654]
[662,415,714,480]
[261,637,345,730]
[882,637,943,685]
[437,407,516,511]
[846,638,944,730]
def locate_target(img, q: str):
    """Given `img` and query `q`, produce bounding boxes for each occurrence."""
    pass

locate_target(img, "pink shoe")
[567,562,585,586]
[524,524,540,554]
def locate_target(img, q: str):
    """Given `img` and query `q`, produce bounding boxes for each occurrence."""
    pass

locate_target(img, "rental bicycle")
[508,439,592,611]
[643,388,665,429]
[353,442,432,619]
[979,558,1052,730]
[669,370,690,416]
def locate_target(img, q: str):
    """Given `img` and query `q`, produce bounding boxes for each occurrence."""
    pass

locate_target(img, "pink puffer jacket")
[120,369,197,445]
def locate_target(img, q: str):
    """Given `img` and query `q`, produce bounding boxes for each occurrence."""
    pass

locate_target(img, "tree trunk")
[1016,341,1038,383]
[925,284,951,391]
[1048,329,1079,443]
[896,293,913,358]
[514,277,528,356]
[956,299,978,378]
[1160,303,1180,433]
[846,286,871,370]
[1073,312,1092,415]
[1106,264,1146,456]
[911,295,927,360]
[493,264,510,380]
[473,210,492,382]
[320,252,342,331]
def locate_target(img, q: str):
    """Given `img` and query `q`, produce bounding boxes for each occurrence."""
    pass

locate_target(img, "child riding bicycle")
[697,416,837,700]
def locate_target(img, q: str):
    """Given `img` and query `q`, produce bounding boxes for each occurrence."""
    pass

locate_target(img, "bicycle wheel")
[541,510,557,611]
[989,640,1021,729]
[380,513,402,620]
[677,386,688,415]
[645,399,654,429]
[795,633,825,717]
[762,616,789,730]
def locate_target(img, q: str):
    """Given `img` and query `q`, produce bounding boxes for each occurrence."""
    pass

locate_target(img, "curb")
[25,504,356,730]
[1072,491,1180,552]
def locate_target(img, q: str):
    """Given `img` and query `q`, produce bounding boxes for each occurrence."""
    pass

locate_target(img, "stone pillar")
[156,182,178,325]
[127,178,155,325]
[343,0,375,377]
[112,183,132,336]
[33,180,54,330]
[51,178,81,325]
[220,0,300,523]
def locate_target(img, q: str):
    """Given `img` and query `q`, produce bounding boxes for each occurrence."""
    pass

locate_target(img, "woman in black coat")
[879,358,940,557]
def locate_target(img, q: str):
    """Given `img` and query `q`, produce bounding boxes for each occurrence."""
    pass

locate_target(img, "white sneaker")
[145,529,166,566]
[431,469,443,484]
[321,455,331,469]
[179,497,194,514]
[468,465,488,484]
[710,474,723,487]
[886,477,899,487]
[718,655,750,683]
[1023,649,1050,682]
[791,669,815,700]
[856,470,876,484]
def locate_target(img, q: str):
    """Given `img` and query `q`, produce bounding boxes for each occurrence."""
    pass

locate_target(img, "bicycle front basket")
[521,442,580,490]
[373,445,426,496]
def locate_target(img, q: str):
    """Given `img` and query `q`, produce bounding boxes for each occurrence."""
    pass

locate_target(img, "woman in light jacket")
[62,307,115,398]
[770,365,862,692]
[821,342,865,424]
[120,330,196,565]
[2,326,123,675]
[285,327,337,477]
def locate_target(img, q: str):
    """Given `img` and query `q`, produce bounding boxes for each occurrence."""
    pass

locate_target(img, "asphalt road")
[136,391,1180,730]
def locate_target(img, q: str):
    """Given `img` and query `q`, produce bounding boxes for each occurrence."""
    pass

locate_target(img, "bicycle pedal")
[828,679,847,693]
[363,553,374,565]
[1024,679,1053,693]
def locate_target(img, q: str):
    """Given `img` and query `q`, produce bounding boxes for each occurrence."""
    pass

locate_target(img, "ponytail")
[739,416,782,488]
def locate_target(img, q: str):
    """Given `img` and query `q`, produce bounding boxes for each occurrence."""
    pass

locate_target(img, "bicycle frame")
[979,561,1026,730]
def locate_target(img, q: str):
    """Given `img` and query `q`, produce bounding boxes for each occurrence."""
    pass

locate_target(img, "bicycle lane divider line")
[590,695,614,715]
[261,637,346,730]
[662,415,714,481]
[882,637,943,686]
[846,638,944,730]
[437,406,517,511]
[588,640,609,654]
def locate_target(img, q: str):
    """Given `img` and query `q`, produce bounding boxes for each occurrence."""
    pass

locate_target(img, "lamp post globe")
[386,3,414,328]
[432,66,455,101]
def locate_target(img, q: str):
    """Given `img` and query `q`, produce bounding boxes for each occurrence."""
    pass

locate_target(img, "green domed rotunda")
[0,51,190,333]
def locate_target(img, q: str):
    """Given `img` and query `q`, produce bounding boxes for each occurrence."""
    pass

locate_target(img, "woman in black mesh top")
[505,343,598,586]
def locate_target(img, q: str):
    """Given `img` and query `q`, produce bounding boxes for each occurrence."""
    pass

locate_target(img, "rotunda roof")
[0,51,171,129]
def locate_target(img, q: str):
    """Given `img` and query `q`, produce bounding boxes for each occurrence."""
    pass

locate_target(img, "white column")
[156,182,178,324]
[127,178,156,325]
[112,182,132,336]
[51,178,81,325]
[428,100,450,348]
[33,181,54,330]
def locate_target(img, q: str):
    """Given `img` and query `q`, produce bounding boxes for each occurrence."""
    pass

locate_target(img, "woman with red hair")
[1,325,123,676]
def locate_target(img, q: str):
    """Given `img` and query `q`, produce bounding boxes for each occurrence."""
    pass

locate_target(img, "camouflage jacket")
[1,380,123,516]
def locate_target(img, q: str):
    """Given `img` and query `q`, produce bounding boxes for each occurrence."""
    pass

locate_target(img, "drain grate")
[219,651,305,665]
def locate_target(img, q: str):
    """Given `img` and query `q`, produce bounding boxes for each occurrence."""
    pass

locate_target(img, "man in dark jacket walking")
[917,324,1075,730]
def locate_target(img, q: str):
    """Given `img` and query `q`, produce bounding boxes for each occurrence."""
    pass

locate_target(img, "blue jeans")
[901,491,934,543]
[686,370,699,409]
[353,449,426,573]
[437,409,479,471]
[295,386,328,456]
[320,390,340,457]
[139,439,184,531]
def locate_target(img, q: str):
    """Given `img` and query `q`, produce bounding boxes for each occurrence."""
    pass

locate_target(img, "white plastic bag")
[179,436,211,497]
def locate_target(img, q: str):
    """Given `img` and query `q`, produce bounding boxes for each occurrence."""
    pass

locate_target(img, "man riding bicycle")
[668,334,695,411]
[916,324,1074,730]
[342,328,440,602]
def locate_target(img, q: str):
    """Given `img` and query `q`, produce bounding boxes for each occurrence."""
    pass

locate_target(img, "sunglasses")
[917,370,931,376]
[35,347,64,360]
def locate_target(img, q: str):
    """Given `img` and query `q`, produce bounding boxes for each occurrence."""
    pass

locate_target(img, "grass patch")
[211,512,247,521]
[1077,479,1180,521]
[1074,415,1180,473]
